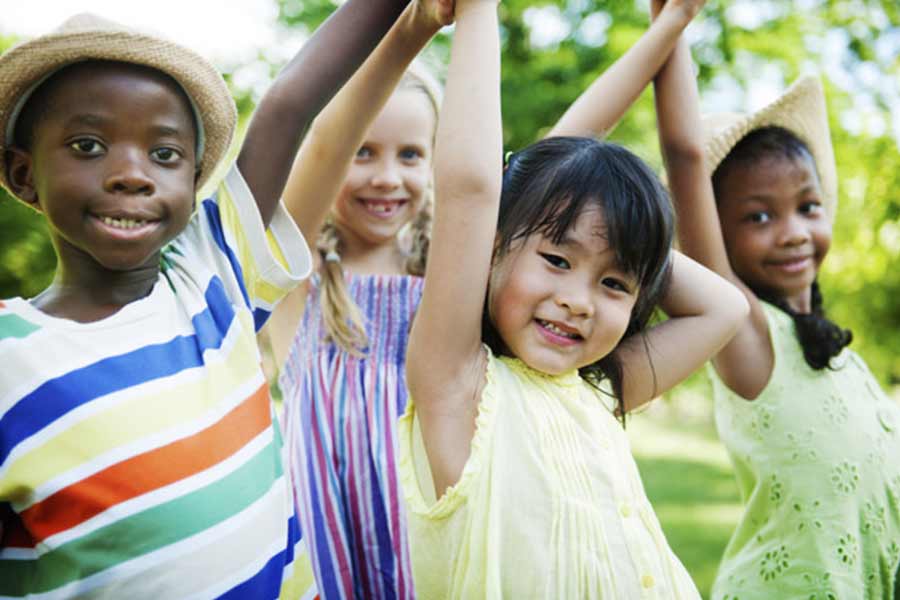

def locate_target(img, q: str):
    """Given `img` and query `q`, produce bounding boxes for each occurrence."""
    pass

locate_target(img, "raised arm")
[548,0,705,138]
[237,0,410,227]
[615,251,748,412]
[654,31,773,399]
[282,1,452,243]
[406,0,502,494]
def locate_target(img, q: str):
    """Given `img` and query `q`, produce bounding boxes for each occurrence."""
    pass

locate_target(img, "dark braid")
[755,280,852,370]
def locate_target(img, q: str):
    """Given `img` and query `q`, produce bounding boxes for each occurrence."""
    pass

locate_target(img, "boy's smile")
[13,61,198,276]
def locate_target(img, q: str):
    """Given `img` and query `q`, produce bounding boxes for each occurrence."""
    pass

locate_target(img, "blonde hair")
[318,63,442,355]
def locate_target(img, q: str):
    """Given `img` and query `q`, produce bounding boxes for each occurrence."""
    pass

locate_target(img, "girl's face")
[488,207,639,375]
[332,89,435,250]
[717,153,831,312]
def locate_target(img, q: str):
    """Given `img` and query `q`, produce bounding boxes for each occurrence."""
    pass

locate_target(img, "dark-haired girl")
[655,18,900,600]
[396,0,745,596]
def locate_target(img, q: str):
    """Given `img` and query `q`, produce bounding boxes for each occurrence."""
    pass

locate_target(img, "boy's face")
[10,61,198,273]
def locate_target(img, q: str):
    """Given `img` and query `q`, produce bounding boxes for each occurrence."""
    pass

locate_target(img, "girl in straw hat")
[0,2,414,598]
[653,10,900,599]
[265,0,712,596]
[395,0,746,596]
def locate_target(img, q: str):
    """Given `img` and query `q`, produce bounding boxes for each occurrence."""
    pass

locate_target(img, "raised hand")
[651,0,706,23]
[415,0,455,28]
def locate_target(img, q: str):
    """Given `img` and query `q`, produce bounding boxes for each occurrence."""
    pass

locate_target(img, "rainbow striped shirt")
[0,167,317,599]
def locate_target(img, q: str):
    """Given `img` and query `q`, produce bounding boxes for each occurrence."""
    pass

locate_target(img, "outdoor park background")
[1,1,898,596]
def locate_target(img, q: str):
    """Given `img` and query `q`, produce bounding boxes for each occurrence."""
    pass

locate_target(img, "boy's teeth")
[101,216,148,230]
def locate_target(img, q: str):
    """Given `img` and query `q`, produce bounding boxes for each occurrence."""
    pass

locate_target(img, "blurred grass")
[627,394,742,599]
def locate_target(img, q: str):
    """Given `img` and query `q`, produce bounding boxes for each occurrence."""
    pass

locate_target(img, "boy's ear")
[5,147,40,209]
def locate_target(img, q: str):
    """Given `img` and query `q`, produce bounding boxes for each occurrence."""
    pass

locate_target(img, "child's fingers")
[418,0,455,27]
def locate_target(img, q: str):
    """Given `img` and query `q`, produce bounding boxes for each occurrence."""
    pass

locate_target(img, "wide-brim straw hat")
[702,75,838,219]
[0,13,236,202]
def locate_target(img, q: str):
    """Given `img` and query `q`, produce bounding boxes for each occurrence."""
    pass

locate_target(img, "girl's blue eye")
[540,253,570,269]
[356,146,373,159]
[70,139,104,156]
[151,147,181,163]
[400,147,422,161]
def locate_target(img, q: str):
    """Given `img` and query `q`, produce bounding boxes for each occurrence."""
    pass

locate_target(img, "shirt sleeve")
[175,164,312,332]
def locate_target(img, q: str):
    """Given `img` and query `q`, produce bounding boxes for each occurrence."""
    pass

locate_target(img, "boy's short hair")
[0,13,236,201]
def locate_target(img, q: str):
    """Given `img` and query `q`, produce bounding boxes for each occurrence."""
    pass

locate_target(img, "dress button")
[620,503,632,518]
[641,574,655,589]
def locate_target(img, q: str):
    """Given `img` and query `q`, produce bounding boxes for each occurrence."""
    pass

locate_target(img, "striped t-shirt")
[0,166,317,599]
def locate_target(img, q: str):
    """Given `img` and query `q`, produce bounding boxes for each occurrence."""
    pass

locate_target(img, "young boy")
[0,3,410,597]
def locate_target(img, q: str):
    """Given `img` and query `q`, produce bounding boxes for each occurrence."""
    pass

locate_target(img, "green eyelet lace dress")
[710,302,900,600]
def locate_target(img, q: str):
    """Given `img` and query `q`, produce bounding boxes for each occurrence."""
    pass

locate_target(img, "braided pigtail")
[317,220,369,356]
[757,280,852,370]
[404,193,432,277]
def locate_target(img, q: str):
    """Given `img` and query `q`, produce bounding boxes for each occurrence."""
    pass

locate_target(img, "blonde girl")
[265,2,451,596]
[654,8,900,599]
[399,0,747,597]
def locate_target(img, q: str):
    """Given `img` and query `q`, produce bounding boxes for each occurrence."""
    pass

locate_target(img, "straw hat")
[702,75,838,219]
[0,13,236,201]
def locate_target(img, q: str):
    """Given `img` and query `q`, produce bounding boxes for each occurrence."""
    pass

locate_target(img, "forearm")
[238,0,410,227]
[654,39,704,166]
[283,4,440,241]
[549,9,690,138]
[434,3,502,200]
[654,38,733,276]
[618,252,749,411]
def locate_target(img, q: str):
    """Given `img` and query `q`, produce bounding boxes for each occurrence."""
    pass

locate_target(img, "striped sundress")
[280,272,423,600]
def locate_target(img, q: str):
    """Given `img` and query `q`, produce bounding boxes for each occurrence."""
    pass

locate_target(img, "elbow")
[721,283,751,335]
[661,139,706,168]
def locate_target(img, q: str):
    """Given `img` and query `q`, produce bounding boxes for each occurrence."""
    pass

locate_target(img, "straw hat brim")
[702,75,837,219]
[0,13,236,202]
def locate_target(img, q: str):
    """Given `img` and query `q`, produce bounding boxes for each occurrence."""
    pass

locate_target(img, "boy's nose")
[104,151,155,195]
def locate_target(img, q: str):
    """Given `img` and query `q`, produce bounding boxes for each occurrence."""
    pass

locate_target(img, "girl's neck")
[335,231,409,276]
[33,255,160,323]
[783,286,813,314]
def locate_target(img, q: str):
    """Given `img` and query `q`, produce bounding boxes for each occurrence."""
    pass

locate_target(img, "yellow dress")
[398,348,700,599]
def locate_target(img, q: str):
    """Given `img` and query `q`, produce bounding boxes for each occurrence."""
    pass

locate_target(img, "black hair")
[13,60,198,151]
[482,137,675,415]
[712,126,852,370]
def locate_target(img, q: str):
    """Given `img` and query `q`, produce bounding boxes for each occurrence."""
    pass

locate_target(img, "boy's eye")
[602,277,631,294]
[69,139,104,156]
[540,252,570,269]
[151,147,181,163]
